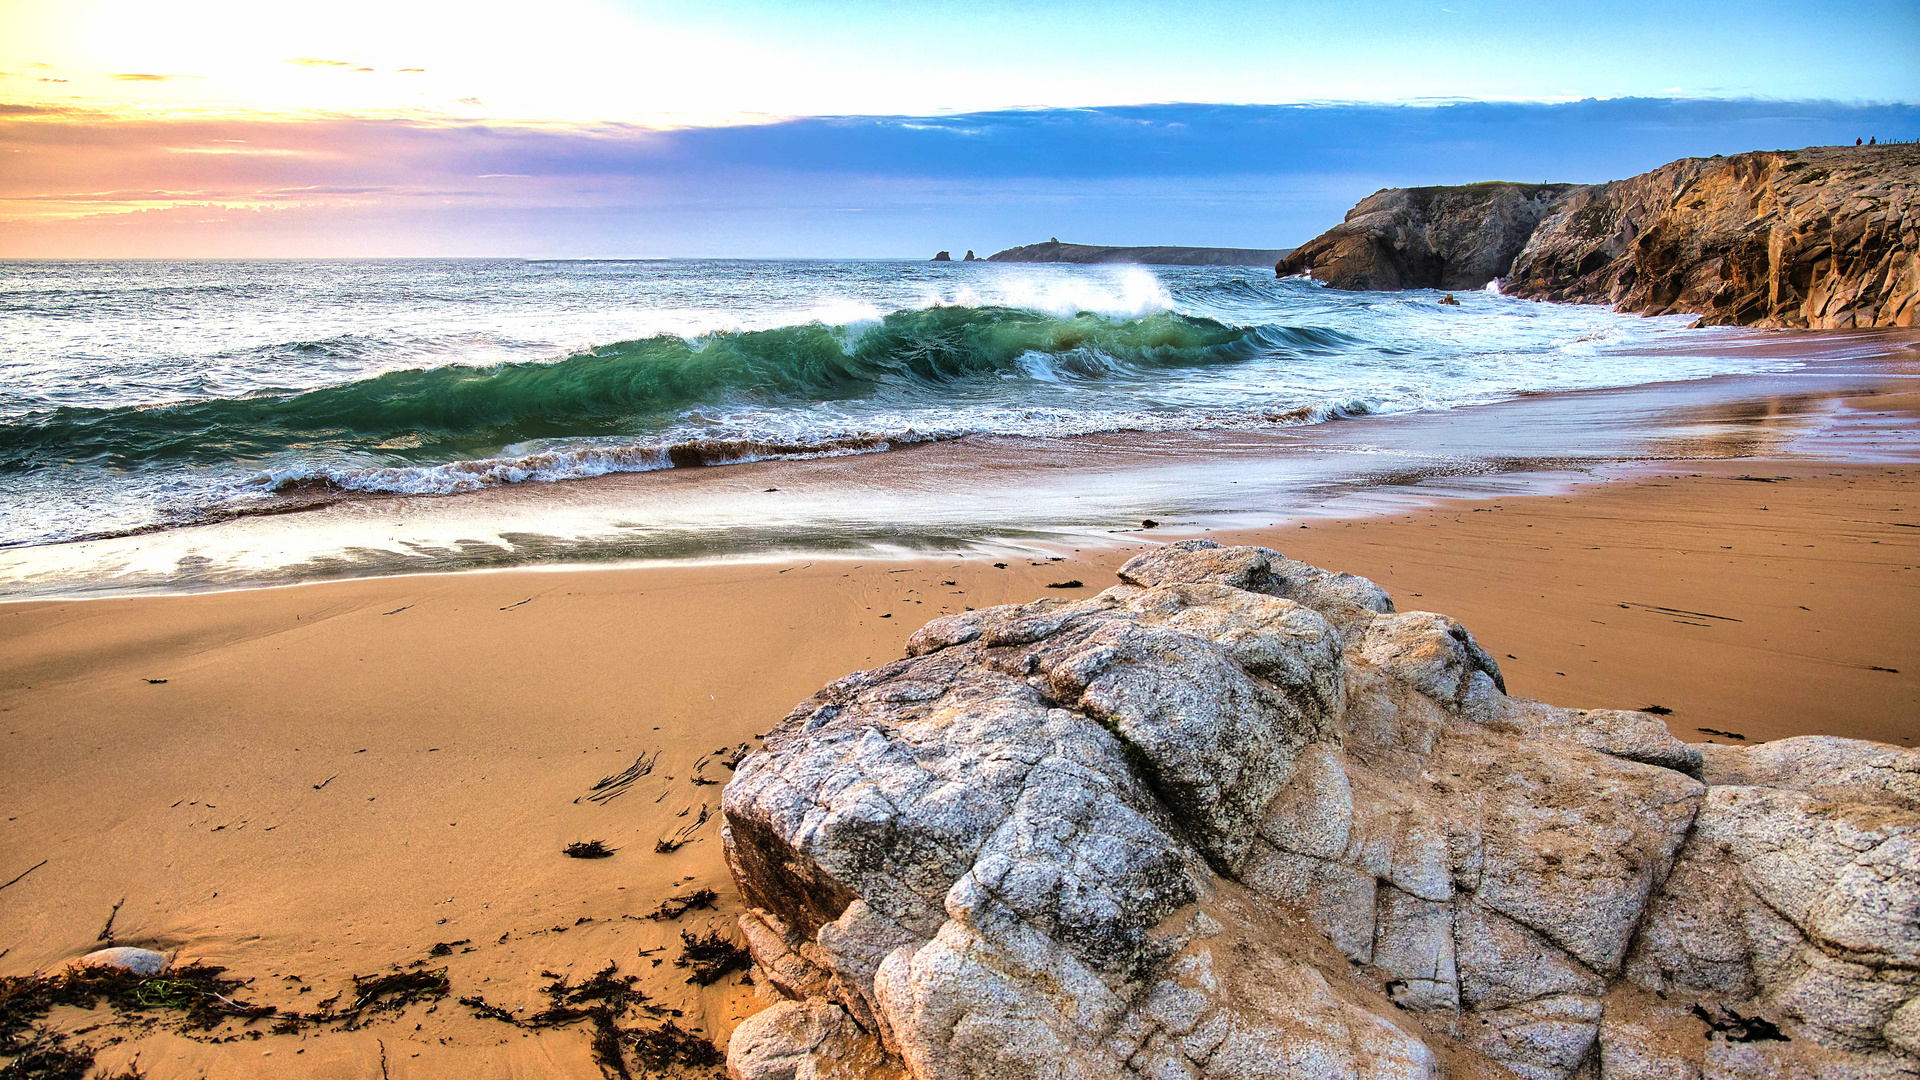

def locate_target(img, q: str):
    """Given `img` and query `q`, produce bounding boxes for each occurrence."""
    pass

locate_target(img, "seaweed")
[336,970,449,1028]
[0,1033,93,1080]
[579,751,660,805]
[645,890,718,922]
[460,963,716,1080]
[655,805,711,853]
[627,1019,723,1071]
[565,840,617,859]
[688,755,722,786]
[673,931,750,986]
[1691,1003,1789,1043]
[1,964,273,1078]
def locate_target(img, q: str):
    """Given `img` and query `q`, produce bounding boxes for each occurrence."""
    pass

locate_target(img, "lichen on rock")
[722,541,1920,1080]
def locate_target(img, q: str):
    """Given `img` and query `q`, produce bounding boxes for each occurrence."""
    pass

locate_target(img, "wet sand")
[1,398,1917,1076]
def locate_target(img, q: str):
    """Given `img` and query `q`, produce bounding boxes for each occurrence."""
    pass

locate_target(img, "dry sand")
[2,453,1917,1074]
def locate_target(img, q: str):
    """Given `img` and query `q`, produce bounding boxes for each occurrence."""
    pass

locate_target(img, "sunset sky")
[3,0,1916,257]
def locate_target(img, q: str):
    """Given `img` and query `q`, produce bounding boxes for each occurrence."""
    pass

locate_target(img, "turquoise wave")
[0,305,1330,471]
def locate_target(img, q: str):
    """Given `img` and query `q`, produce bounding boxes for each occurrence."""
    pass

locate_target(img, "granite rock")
[722,541,1920,1080]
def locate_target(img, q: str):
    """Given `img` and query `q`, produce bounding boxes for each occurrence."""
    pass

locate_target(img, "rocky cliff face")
[720,542,1920,1080]
[1508,145,1920,328]
[1275,183,1580,291]
[1281,144,1918,329]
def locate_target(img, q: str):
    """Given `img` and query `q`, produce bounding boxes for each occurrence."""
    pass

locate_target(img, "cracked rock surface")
[723,541,1920,1080]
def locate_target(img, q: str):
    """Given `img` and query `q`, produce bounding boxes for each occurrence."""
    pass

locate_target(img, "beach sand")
[3,415,1917,1075]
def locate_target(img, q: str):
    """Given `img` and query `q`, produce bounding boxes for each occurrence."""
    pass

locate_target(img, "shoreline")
[5,326,1917,602]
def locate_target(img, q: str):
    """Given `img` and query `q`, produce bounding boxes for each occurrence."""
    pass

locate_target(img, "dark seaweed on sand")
[628,1019,723,1071]
[459,962,717,1080]
[655,804,711,853]
[1691,1003,1790,1043]
[339,970,450,1028]
[565,840,617,859]
[579,751,661,805]
[645,889,718,921]
[1,964,271,1078]
[674,930,750,986]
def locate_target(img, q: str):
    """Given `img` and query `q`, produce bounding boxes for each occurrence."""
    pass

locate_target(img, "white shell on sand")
[71,947,168,977]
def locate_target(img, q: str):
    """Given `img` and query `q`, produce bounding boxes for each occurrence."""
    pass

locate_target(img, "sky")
[2,0,1916,257]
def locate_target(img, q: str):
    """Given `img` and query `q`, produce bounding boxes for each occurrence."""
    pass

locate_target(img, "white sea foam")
[0,258,1806,551]
[917,267,1174,320]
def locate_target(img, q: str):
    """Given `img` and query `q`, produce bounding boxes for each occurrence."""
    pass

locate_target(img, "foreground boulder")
[723,541,1919,1079]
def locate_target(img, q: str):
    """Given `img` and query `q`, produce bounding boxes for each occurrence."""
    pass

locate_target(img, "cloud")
[109,73,195,82]
[1,97,1914,257]
[287,58,382,73]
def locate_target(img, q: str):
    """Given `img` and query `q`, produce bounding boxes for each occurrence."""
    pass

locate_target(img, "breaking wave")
[0,305,1332,474]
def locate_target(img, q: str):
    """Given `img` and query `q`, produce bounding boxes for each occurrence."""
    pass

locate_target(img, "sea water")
[0,257,1782,556]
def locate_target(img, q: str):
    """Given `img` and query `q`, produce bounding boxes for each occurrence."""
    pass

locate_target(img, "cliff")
[988,240,1292,267]
[1508,145,1919,328]
[722,542,1920,1080]
[1281,144,1919,328]
[1276,183,1580,290]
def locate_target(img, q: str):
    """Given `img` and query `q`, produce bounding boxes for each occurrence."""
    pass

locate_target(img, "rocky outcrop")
[988,241,1293,267]
[1507,145,1920,328]
[722,541,1920,1080]
[1276,183,1581,291]
[1283,144,1919,328]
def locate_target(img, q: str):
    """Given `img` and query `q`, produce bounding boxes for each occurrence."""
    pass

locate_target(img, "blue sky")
[1,0,1915,256]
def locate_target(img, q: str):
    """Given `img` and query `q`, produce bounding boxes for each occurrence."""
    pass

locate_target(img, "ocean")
[3,257,1890,596]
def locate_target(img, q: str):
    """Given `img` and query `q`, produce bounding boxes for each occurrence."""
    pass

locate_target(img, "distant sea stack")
[989,240,1293,267]
[930,251,952,262]
[1280,144,1918,328]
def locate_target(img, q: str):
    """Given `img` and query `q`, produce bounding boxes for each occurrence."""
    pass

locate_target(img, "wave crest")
[0,304,1270,471]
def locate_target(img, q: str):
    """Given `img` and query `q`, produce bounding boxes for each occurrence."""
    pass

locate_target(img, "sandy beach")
[3,375,1917,1075]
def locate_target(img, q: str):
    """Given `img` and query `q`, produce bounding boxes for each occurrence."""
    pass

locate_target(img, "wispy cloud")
[289,58,393,74]
[109,73,197,82]
[1,98,1913,257]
